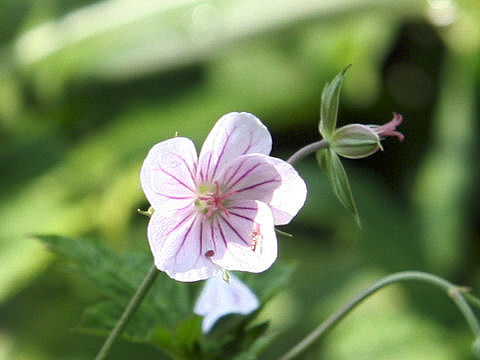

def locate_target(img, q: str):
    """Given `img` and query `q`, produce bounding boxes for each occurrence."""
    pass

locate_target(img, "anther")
[205,250,215,257]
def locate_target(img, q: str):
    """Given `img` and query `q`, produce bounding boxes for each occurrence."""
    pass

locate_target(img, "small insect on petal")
[205,250,215,257]
[250,223,263,253]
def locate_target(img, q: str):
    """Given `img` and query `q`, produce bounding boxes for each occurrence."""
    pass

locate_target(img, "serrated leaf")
[319,65,350,138]
[36,235,138,301]
[76,300,153,341]
[36,235,195,345]
[316,149,361,227]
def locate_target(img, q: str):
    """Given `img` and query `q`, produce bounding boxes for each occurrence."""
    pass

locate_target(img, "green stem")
[286,139,329,165]
[462,290,480,310]
[277,271,480,360]
[95,265,159,360]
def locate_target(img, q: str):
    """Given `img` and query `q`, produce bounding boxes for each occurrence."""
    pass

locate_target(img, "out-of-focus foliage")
[36,235,293,360]
[0,0,479,359]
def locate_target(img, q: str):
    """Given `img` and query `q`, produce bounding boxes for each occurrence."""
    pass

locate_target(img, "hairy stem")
[277,271,480,360]
[286,139,329,165]
[95,265,159,360]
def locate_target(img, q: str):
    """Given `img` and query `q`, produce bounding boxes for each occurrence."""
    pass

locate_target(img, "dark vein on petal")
[230,205,257,211]
[177,203,195,211]
[169,151,197,185]
[219,215,249,245]
[229,211,255,222]
[216,217,228,248]
[166,211,195,236]
[242,130,254,154]
[198,220,204,256]
[175,216,197,258]
[210,127,235,181]
[223,158,247,189]
[228,162,262,189]
[236,179,280,193]
[210,219,217,252]
[155,165,195,192]
[153,192,194,200]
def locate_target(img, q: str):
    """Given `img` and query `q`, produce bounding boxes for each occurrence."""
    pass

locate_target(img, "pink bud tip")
[376,112,404,142]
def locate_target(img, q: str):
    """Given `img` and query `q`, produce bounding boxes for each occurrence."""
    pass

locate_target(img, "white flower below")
[194,273,260,333]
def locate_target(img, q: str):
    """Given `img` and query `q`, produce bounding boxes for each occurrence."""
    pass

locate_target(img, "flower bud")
[331,124,381,159]
[330,113,404,159]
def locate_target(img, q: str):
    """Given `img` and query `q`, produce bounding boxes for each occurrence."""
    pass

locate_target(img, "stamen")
[196,181,239,218]
[250,224,263,252]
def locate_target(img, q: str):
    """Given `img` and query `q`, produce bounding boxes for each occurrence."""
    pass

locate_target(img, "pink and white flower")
[141,112,307,282]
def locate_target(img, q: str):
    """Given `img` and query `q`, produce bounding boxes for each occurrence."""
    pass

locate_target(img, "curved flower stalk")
[141,112,307,282]
[194,272,260,333]
[314,66,404,226]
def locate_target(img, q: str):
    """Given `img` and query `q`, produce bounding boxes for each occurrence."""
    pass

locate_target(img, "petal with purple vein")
[197,112,272,183]
[141,137,198,214]
[148,208,219,282]
[261,156,307,225]
[219,154,282,205]
[211,200,277,273]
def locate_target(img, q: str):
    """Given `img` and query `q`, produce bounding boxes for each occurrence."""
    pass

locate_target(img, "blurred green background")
[0,0,479,359]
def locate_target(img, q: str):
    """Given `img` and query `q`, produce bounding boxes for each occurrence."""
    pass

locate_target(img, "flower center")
[195,181,236,218]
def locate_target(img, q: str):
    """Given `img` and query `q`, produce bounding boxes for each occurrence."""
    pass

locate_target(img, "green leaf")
[36,235,194,344]
[149,316,203,360]
[175,316,203,357]
[316,149,361,227]
[319,65,350,139]
[77,300,157,341]
[148,326,181,360]
[232,325,279,360]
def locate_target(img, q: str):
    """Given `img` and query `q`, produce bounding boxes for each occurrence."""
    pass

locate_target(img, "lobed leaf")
[36,235,290,359]
[36,235,194,340]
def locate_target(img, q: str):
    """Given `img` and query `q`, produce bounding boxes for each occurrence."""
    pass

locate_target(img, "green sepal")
[331,124,381,159]
[316,148,361,227]
[319,65,351,139]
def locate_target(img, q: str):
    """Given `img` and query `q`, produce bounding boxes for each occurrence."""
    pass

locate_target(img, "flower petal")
[141,137,198,214]
[194,273,260,333]
[147,208,219,282]
[197,112,272,183]
[219,154,306,225]
[261,156,307,225]
[210,200,277,273]
[220,153,281,202]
